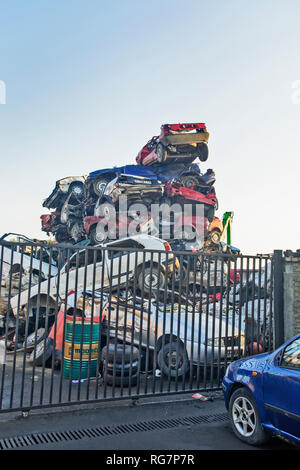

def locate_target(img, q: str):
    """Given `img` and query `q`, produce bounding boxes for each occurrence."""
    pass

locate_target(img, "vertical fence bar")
[174,253,183,392]
[159,253,168,394]
[136,250,146,396]
[216,254,225,386]
[144,251,153,395]
[20,247,34,409]
[181,252,191,392]
[262,257,268,352]
[273,250,284,349]
[203,255,210,388]
[58,247,71,404]
[39,246,53,406]
[49,247,62,405]
[29,248,44,408]
[120,251,131,397]
[94,247,104,400]
[189,253,197,391]
[237,256,244,359]
[128,250,138,397]
[196,252,205,389]
[67,249,80,402]
[151,251,161,394]
[10,249,25,409]
[209,255,217,389]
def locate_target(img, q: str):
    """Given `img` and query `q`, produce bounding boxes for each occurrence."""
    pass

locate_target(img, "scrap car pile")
[0,122,274,401]
[40,123,225,251]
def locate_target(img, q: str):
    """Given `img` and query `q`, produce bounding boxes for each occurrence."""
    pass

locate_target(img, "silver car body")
[107,299,244,364]
[10,235,175,317]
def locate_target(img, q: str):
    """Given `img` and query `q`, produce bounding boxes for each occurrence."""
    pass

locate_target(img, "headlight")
[224,365,230,377]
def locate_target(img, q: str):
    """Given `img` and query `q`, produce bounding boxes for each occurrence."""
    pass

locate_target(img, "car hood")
[229,352,271,375]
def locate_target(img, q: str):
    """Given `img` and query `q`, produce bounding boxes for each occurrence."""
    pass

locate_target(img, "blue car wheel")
[229,387,269,446]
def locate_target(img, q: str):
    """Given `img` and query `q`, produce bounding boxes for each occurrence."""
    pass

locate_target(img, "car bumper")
[160,132,210,146]
[222,375,234,409]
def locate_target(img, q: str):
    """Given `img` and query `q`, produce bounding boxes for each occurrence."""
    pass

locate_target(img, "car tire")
[197,142,209,162]
[89,225,107,245]
[104,361,139,376]
[103,371,138,387]
[101,343,139,363]
[157,341,189,378]
[28,337,54,367]
[69,182,84,199]
[93,178,109,197]
[55,229,69,244]
[229,387,270,446]
[138,266,166,294]
[156,143,167,163]
[178,174,201,188]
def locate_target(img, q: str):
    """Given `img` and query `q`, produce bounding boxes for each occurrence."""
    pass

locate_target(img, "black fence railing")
[0,240,274,413]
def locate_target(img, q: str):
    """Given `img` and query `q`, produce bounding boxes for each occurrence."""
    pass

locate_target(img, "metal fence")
[0,240,276,413]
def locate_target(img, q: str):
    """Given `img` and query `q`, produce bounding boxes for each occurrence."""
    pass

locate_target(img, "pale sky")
[0,0,300,255]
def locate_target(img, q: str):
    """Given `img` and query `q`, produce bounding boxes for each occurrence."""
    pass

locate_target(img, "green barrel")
[63,320,100,380]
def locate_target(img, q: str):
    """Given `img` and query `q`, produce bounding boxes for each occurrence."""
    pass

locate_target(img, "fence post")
[273,250,284,348]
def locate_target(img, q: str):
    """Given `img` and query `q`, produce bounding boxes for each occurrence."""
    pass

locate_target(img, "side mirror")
[274,348,284,366]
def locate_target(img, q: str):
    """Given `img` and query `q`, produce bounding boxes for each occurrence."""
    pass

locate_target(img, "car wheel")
[157,341,189,378]
[138,266,166,294]
[229,387,270,446]
[93,178,109,197]
[101,343,139,363]
[197,142,209,162]
[89,225,107,245]
[104,361,139,376]
[103,371,138,387]
[69,182,84,199]
[178,174,201,188]
[156,143,167,163]
[55,229,69,243]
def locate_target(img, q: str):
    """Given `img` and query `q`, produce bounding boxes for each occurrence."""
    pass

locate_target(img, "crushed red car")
[164,180,217,222]
[83,213,156,245]
[136,123,210,166]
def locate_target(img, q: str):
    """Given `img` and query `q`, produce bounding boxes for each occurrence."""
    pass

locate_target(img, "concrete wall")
[283,255,300,342]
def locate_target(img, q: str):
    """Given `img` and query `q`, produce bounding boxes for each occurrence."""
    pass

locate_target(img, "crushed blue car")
[88,162,204,196]
[222,333,300,447]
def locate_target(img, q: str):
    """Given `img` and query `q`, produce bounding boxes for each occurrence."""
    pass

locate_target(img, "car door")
[263,337,300,438]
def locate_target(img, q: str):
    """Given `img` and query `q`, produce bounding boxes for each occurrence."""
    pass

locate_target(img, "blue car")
[88,162,204,197]
[222,333,300,447]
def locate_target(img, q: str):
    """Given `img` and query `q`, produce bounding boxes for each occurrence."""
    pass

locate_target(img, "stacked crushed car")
[40,123,224,251]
